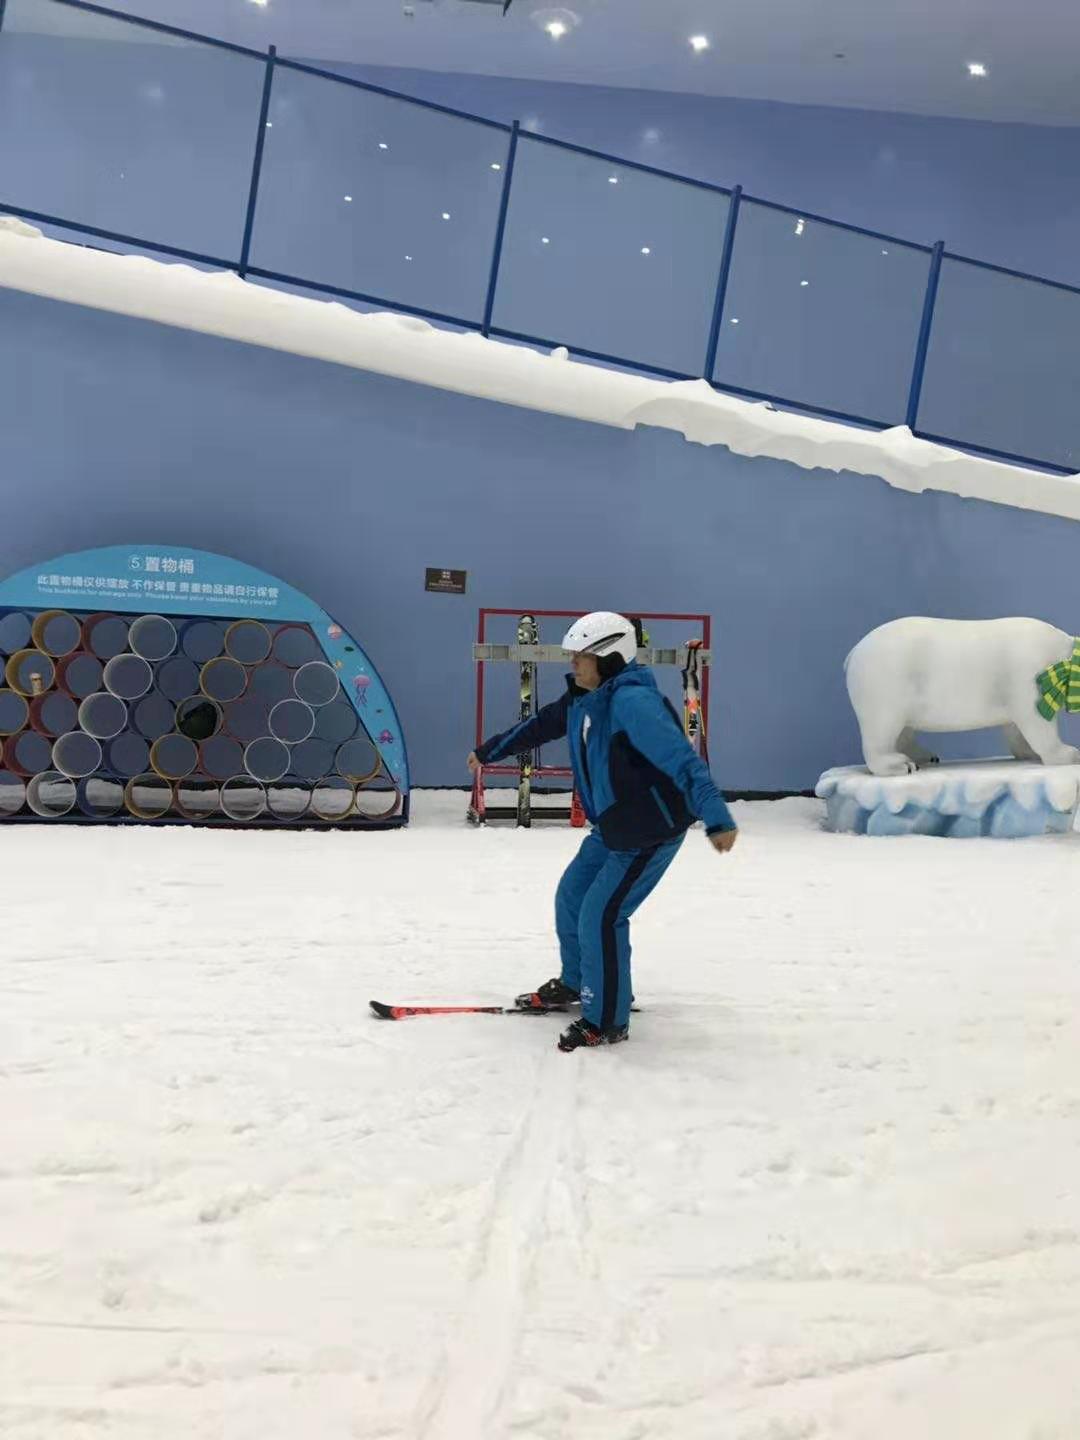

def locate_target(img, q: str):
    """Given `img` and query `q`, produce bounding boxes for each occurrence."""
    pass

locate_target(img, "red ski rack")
[469,607,711,824]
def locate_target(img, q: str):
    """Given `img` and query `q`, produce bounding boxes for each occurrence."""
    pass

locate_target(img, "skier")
[468,611,738,1052]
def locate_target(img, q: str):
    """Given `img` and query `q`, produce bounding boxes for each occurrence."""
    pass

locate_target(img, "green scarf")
[1036,637,1080,720]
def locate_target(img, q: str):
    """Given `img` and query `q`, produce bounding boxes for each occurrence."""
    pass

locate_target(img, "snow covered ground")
[3,793,1080,1439]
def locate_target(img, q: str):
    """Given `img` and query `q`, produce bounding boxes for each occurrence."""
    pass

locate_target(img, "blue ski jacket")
[476,661,735,851]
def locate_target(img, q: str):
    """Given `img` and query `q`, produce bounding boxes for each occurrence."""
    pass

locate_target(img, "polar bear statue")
[845,617,1080,777]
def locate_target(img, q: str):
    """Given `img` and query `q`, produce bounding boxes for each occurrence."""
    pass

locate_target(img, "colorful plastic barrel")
[5,649,56,697]
[77,775,124,819]
[311,777,355,821]
[52,730,103,779]
[82,614,129,661]
[124,774,173,819]
[199,734,244,782]
[103,653,153,701]
[225,620,272,666]
[294,661,340,707]
[57,653,104,700]
[268,699,315,745]
[26,770,77,817]
[220,775,266,822]
[336,736,380,785]
[175,777,221,821]
[78,692,128,741]
[273,625,322,669]
[150,734,199,781]
[0,689,29,736]
[0,769,27,816]
[181,620,225,664]
[0,611,32,657]
[129,614,177,663]
[4,730,52,777]
[267,780,311,822]
[31,609,81,658]
[244,736,290,784]
[200,657,247,705]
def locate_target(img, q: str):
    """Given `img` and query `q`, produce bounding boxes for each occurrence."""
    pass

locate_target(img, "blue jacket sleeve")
[475,690,571,764]
[617,688,736,834]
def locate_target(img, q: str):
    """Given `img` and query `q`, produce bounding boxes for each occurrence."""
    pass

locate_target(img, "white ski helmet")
[562,612,638,665]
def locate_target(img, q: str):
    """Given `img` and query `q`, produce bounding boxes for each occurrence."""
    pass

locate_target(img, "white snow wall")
[3,233,1080,787]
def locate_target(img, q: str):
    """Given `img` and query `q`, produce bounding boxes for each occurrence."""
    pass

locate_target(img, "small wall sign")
[425,568,467,595]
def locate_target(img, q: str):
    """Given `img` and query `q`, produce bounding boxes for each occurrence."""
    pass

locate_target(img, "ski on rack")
[516,613,539,828]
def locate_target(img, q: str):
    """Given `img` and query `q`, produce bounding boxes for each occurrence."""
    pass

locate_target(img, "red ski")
[369,999,637,1021]
[370,999,509,1020]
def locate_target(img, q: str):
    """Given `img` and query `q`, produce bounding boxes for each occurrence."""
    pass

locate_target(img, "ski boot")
[514,977,581,1014]
[557,1017,629,1052]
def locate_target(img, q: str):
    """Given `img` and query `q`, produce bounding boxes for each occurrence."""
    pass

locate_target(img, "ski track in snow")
[412,1050,576,1440]
[3,791,1080,1438]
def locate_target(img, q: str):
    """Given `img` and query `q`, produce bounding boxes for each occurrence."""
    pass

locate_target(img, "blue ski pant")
[555,830,685,1030]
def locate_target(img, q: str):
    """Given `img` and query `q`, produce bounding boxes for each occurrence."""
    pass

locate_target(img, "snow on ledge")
[817,760,1080,838]
[3,216,1080,524]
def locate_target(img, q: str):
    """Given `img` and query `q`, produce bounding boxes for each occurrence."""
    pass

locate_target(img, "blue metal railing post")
[703,184,742,380]
[481,120,520,337]
[906,239,945,431]
[238,44,276,278]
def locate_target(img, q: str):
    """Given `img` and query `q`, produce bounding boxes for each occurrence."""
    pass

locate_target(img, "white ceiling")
[36,0,1080,126]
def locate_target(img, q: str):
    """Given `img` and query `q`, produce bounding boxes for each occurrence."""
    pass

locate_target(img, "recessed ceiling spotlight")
[379,142,389,150]
[248,0,268,8]
[795,218,805,236]
[541,236,551,244]
[967,61,988,77]
[641,246,652,255]
[533,8,580,42]
[344,195,353,202]
[442,212,451,220]
[491,162,502,170]
[689,35,710,53]
[730,318,740,324]
[800,279,809,286]
[608,176,619,185]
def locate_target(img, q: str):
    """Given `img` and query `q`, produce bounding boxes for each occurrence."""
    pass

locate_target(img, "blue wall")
[3,283,1080,791]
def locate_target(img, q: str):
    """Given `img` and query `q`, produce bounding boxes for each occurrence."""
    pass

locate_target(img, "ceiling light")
[533,8,579,41]
[689,35,710,52]
[730,318,739,325]
[344,195,352,202]
[795,218,805,236]
[967,61,988,77]
[379,142,389,150]
[608,176,619,185]
[800,279,809,286]
[641,246,652,255]
[541,236,550,244]
[442,212,451,220]
[248,0,268,7]
[881,248,889,256]
[405,254,413,261]
[491,162,502,170]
